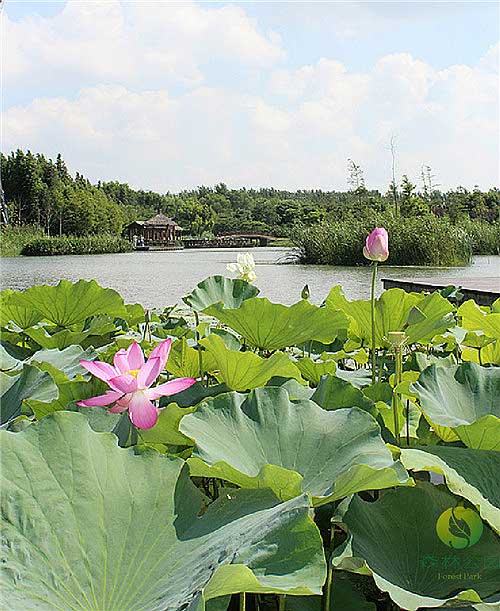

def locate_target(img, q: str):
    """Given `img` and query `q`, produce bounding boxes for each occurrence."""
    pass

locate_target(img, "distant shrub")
[460,219,500,255]
[291,215,479,266]
[0,225,46,257]
[21,234,132,256]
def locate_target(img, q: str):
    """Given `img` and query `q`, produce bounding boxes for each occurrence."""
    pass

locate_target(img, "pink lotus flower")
[363,227,389,262]
[77,339,196,429]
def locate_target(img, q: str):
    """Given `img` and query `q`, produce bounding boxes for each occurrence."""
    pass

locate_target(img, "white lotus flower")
[227,253,257,283]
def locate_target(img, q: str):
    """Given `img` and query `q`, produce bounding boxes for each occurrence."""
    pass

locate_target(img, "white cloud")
[2,1,498,191]
[479,42,500,72]
[4,0,285,92]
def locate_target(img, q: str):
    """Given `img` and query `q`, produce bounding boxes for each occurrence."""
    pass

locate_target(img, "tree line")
[1,149,498,238]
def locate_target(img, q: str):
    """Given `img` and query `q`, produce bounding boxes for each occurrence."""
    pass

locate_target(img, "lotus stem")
[130,425,138,447]
[370,262,378,385]
[392,345,402,445]
[378,349,386,383]
[405,398,410,446]
[322,561,332,611]
[194,311,204,384]
[277,594,286,611]
[239,593,246,611]
[322,526,335,611]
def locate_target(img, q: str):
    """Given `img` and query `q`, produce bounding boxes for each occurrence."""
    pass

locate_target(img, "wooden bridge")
[183,232,277,249]
[217,232,277,246]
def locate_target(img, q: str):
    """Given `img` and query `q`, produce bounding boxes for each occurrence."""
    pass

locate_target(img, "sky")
[2,0,499,192]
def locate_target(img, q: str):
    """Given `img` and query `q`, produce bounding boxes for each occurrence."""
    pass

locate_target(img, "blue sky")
[3,1,499,191]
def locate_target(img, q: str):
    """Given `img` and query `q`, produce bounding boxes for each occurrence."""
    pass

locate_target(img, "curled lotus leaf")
[183,275,260,311]
[412,362,500,450]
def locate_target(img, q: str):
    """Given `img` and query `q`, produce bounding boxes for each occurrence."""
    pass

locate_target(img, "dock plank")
[381,276,500,306]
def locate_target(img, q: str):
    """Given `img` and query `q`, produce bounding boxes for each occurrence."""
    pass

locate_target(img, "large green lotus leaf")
[0,343,20,371]
[458,300,500,339]
[0,289,44,329]
[26,345,97,382]
[0,338,31,361]
[0,364,58,424]
[159,381,231,408]
[200,335,303,391]
[205,297,349,351]
[27,378,101,420]
[24,315,117,349]
[411,351,456,372]
[325,287,453,347]
[16,347,101,420]
[453,416,500,452]
[296,357,337,385]
[462,331,497,350]
[412,362,500,450]
[462,341,500,367]
[183,275,260,311]
[344,483,500,610]
[335,368,372,389]
[325,287,420,346]
[68,404,123,434]
[166,337,218,378]
[319,348,369,367]
[140,403,197,446]
[311,374,375,414]
[122,302,146,326]
[404,292,455,345]
[400,446,500,532]
[4,280,128,328]
[205,327,241,351]
[24,325,93,350]
[180,387,410,505]
[265,376,314,400]
[0,412,326,611]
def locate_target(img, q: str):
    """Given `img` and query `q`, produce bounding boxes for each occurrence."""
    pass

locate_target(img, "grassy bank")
[21,234,132,256]
[0,225,46,257]
[291,216,494,266]
[1,226,133,257]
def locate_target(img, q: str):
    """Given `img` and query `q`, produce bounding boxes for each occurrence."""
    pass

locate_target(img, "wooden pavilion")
[127,214,183,247]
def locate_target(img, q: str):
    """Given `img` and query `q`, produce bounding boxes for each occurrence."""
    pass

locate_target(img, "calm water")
[1,248,499,309]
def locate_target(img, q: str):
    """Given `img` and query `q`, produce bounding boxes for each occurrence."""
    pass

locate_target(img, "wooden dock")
[382,276,500,306]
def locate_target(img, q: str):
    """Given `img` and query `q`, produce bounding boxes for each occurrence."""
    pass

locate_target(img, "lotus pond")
[3,248,500,307]
[0,275,499,611]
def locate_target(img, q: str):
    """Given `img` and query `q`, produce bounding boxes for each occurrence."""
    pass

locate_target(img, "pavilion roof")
[143,213,177,226]
[129,213,183,229]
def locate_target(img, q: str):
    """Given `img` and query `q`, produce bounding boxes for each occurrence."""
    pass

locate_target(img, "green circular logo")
[436,506,483,549]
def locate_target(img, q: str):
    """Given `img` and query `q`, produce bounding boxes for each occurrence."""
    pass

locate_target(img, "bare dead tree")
[347,158,366,209]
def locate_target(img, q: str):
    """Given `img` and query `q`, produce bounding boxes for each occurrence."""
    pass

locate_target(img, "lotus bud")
[301,284,310,300]
[363,227,389,262]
